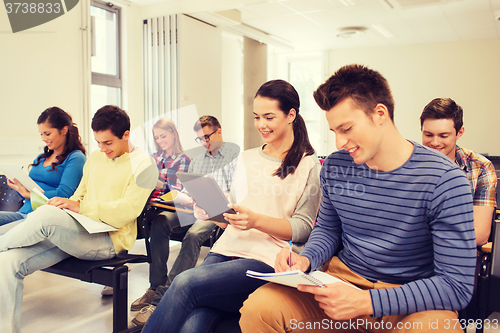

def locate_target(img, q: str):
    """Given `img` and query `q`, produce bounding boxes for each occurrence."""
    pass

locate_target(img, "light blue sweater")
[18,150,86,214]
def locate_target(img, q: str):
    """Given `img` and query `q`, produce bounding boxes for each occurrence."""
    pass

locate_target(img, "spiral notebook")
[245,270,360,289]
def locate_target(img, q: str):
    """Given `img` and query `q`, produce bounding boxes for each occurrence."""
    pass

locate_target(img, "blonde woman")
[151,118,190,199]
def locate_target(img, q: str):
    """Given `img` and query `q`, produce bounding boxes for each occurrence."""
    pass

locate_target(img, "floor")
[20,241,209,333]
[19,241,500,333]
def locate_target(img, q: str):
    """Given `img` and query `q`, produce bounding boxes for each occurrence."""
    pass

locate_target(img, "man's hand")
[275,247,311,273]
[46,197,80,213]
[298,283,373,320]
[7,178,31,199]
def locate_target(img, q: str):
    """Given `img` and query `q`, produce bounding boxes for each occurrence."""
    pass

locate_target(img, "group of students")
[0,63,496,333]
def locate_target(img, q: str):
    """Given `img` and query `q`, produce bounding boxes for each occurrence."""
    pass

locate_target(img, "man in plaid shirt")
[420,97,497,246]
[131,115,240,326]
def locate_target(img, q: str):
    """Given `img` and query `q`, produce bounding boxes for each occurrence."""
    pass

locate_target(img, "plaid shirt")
[188,142,240,193]
[152,151,191,199]
[455,145,497,207]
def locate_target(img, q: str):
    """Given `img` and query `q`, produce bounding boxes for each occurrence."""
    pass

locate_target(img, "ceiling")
[134,0,500,51]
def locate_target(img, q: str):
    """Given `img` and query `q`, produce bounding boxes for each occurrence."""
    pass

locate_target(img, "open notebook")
[31,188,118,234]
[246,270,360,289]
[0,163,44,192]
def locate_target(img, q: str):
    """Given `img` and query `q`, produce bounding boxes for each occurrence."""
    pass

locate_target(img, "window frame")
[90,0,122,91]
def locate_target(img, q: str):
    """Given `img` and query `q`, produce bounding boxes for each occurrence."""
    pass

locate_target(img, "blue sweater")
[18,150,86,214]
[301,142,476,317]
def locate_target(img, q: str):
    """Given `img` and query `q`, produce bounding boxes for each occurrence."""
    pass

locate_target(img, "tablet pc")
[0,163,44,192]
[176,172,235,223]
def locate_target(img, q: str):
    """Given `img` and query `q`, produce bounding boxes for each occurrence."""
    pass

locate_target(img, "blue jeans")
[0,205,115,333]
[0,212,26,227]
[142,253,274,333]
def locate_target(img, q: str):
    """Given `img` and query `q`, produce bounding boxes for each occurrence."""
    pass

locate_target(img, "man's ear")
[372,104,389,125]
[122,130,130,141]
[456,126,465,140]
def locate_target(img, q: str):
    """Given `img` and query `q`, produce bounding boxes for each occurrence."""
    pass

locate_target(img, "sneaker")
[131,288,157,311]
[101,286,114,296]
[100,265,131,296]
[132,305,156,326]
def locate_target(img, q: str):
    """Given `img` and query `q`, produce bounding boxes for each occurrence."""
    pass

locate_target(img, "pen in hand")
[289,240,293,268]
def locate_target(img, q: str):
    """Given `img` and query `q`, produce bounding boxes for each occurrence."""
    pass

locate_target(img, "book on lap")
[245,270,360,289]
[30,188,118,234]
[0,163,44,192]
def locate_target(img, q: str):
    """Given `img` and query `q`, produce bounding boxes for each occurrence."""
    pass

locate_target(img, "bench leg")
[112,266,129,333]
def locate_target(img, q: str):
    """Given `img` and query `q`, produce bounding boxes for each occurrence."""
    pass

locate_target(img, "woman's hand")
[192,203,227,228]
[223,204,260,231]
[193,203,209,220]
[180,196,194,207]
[7,178,31,199]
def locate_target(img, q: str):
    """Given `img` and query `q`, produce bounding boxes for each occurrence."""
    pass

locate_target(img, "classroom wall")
[0,2,86,166]
[120,3,145,135]
[220,33,244,149]
[324,39,500,156]
[0,0,145,166]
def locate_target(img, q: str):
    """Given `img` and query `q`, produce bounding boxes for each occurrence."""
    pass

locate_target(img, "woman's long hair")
[255,79,315,179]
[32,107,86,171]
[152,118,184,155]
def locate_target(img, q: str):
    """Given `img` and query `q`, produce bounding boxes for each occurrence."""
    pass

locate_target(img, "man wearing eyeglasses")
[131,115,240,326]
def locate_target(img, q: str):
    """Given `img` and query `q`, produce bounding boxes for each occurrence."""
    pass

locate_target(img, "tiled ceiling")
[135,0,500,51]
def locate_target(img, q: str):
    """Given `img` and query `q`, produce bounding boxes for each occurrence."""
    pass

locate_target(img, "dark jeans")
[148,209,216,298]
[142,253,274,333]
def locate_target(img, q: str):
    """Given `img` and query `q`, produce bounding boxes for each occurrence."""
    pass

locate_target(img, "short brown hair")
[313,64,395,122]
[193,115,221,132]
[91,105,130,139]
[420,98,463,134]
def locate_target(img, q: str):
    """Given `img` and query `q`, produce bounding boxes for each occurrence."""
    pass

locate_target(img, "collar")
[160,150,178,159]
[204,142,226,158]
[454,145,468,172]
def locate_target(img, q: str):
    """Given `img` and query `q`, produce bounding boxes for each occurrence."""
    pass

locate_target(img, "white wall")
[324,39,500,156]
[178,15,222,120]
[0,3,86,166]
[118,3,144,134]
[0,1,145,165]
[221,32,244,148]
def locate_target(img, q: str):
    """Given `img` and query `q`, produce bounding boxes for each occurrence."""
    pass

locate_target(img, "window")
[90,0,121,152]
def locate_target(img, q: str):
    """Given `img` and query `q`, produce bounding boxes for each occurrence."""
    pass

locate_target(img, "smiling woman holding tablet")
[0,107,86,228]
[143,80,322,332]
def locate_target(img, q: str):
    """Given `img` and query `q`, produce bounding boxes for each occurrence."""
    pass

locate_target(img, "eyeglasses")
[194,128,218,144]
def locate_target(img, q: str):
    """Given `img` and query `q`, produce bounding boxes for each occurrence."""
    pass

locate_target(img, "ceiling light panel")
[240,1,295,19]
[371,24,394,38]
[337,0,355,6]
[282,0,342,12]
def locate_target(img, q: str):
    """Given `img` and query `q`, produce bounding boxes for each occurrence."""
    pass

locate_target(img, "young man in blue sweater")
[239,64,477,332]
